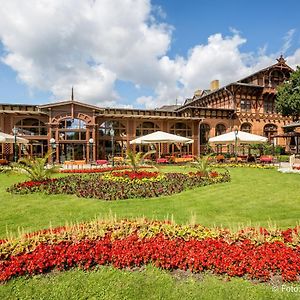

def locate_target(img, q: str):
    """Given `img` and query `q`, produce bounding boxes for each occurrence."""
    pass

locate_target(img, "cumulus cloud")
[0,0,171,106]
[0,1,300,109]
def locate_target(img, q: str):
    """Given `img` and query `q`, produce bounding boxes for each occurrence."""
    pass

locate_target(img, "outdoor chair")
[0,159,8,165]
[156,158,168,164]
[216,154,225,163]
[259,155,274,164]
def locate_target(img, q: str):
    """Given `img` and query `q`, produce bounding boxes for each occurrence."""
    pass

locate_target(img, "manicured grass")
[1,167,300,238]
[1,266,298,300]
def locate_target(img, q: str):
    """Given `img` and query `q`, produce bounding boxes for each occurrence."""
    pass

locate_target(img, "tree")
[276,66,300,121]
[7,151,59,181]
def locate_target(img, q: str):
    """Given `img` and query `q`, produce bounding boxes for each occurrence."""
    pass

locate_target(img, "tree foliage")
[191,155,212,176]
[125,149,156,172]
[276,66,300,121]
[8,151,59,181]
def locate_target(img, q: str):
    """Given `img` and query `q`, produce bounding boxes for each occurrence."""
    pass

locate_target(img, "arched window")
[215,124,226,136]
[58,118,87,140]
[200,123,210,145]
[263,124,278,141]
[240,123,252,133]
[59,118,86,129]
[15,118,47,135]
[99,121,126,137]
[136,122,159,136]
[170,123,192,137]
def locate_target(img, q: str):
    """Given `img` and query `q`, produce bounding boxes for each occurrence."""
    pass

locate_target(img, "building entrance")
[59,143,86,162]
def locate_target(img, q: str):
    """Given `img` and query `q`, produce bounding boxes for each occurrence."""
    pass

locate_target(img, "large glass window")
[240,99,251,112]
[59,118,86,129]
[215,124,226,136]
[200,123,210,145]
[136,122,159,136]
[170,123,192,137]
[58,118,88,141]
[99,121,126,137]
[240,123,252,133]
[15,118,47,135]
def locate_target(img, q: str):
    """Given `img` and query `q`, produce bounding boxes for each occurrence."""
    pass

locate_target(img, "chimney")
[210,80,219,91]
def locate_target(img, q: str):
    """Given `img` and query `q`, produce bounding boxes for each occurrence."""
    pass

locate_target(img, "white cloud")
[281,29,296,54]
[0,0,171,106]
[287,49,300,69]
[0,2,300,109]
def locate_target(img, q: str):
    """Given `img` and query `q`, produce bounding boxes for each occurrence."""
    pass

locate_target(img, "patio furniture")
[259,155,273,164]
[156,158,168,164]
[216,154,225,163]
[63,160,87,169]
[96,159,108,166]
[113,157,125,165]
[0,159,8,165]
[174,157,194,163]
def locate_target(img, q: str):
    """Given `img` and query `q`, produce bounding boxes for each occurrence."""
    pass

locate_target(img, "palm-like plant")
[126,149,156,172]
[192,155,212,176]
[9,151,59,181]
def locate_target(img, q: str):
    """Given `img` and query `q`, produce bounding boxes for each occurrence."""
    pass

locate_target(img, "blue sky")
[0,0,300,108]
[155,0,300,56]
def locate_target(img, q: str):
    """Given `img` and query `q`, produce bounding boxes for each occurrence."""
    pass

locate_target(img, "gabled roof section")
[38,100,103,111]
[238,55,294,84]
[177,57,293,111]
[177,82,263,111]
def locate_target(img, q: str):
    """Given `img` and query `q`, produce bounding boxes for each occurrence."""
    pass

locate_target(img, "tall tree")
[276,66,300,121]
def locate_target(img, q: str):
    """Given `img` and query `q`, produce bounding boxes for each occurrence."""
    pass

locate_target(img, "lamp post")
[12,127,18,162]
[49,138,56,164]
[110,127,115,167]
[89,138,94,164]
[234,128,238,162]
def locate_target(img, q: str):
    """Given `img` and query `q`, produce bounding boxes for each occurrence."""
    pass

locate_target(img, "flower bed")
[60,165,153,174]
[8,170,230,200]
[1,219,300,283]
[210,163,276,169]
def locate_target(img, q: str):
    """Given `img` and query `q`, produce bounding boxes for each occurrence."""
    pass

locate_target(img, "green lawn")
[1,265,298,300]
[1,167,300,299]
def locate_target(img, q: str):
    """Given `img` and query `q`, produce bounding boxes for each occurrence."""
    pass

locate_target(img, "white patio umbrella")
[130,131,193,145]
[130,131,193,157]
[209,131,268,144]
[0,132,29,144]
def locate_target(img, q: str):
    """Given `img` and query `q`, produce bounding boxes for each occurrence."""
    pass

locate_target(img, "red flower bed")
[60,166,153,174]
[17,178,58,188]
[293,166,300,170]
[1,220,300,283]
[111,170,159,180]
